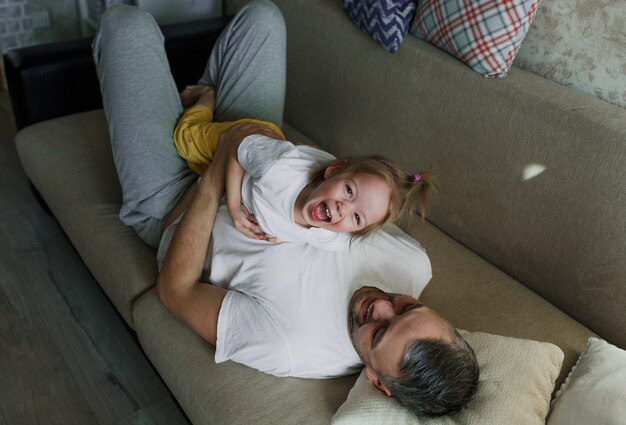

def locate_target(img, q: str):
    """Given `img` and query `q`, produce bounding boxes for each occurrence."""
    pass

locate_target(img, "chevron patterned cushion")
[343,0,417,53]
[410,0,542,77]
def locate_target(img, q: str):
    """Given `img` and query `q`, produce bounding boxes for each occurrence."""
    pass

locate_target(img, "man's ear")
[323,159,348,179]
[365,366,392,397]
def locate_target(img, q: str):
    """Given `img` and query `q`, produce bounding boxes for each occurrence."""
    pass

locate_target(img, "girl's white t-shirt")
[238,134,351,251]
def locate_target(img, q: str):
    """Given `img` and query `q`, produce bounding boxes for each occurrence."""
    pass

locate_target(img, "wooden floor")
[0,92,190,424]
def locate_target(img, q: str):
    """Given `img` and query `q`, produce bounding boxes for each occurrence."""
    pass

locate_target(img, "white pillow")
[547,337,626,425]
[332,331,564,425]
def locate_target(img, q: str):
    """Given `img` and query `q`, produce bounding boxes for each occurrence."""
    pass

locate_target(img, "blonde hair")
[310,155,435,239]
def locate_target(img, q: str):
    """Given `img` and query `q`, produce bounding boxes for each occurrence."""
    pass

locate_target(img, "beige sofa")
[7,0,625,423]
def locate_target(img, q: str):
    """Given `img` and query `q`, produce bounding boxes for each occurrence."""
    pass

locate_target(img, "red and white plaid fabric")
[410,0,541,78]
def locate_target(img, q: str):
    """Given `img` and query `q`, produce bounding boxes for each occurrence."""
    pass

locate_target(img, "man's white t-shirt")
[205,205,432,378]
[238,134,350,251]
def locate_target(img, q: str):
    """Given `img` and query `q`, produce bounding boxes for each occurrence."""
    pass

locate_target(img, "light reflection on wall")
[523,163,547,181]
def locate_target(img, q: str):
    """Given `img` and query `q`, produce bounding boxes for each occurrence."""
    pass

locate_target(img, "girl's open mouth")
[311,202,331,222]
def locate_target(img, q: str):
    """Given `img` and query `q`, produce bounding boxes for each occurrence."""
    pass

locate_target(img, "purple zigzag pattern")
[344,0,417,53]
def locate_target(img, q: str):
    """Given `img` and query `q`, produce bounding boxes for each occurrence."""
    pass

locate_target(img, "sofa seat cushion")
[15,109,157,328]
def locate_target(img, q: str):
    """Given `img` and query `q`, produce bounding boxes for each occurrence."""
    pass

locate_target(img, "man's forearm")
[160,167,222,288]
[156,161,227,344]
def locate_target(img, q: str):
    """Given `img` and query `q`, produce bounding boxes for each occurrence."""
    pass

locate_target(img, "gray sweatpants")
[92,0,286,248]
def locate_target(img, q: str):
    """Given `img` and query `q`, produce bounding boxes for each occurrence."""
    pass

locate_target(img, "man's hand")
[228,203,266,240]
[265,236,285,244]
[219,122,283,150]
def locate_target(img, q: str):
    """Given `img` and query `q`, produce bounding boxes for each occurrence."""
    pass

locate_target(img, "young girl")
[174,84,432,250]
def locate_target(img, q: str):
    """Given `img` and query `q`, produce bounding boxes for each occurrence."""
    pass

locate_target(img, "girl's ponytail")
[405,168,435,221]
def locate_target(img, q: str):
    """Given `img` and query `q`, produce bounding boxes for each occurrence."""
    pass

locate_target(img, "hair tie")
[412,173,421,183]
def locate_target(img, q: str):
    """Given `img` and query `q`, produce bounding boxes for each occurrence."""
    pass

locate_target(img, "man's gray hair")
[381,329,480,417]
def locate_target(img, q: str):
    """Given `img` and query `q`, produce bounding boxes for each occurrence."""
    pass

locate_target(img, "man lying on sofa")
[93,0,478,418]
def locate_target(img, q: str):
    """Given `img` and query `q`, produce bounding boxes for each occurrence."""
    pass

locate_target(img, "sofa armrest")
[4,16,231,131]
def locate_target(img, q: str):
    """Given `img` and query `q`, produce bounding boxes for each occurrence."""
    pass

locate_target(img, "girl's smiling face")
[294,164,391,234]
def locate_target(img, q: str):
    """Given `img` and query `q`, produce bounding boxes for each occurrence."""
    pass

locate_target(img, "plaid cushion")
[343,0,417,53]
[410,0,541,77]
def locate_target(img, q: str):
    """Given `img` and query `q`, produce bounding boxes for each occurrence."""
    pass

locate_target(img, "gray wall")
[0,0,80,55]
[30,0,80,45]
[0,0,34,54]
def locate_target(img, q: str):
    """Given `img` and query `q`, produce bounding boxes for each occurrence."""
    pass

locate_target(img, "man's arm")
[156,154,227,344]
[157,123,280,345]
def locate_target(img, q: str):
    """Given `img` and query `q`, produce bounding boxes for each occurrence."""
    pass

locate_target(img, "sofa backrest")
[227,0,626,347]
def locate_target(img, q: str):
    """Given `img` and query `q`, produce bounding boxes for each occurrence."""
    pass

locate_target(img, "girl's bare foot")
[180,84,214,108]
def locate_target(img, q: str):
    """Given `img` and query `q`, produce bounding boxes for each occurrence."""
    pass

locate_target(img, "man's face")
[348,286,453,377]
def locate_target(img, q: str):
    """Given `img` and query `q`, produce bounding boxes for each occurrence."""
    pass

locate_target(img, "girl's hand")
[228,203,266,240]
